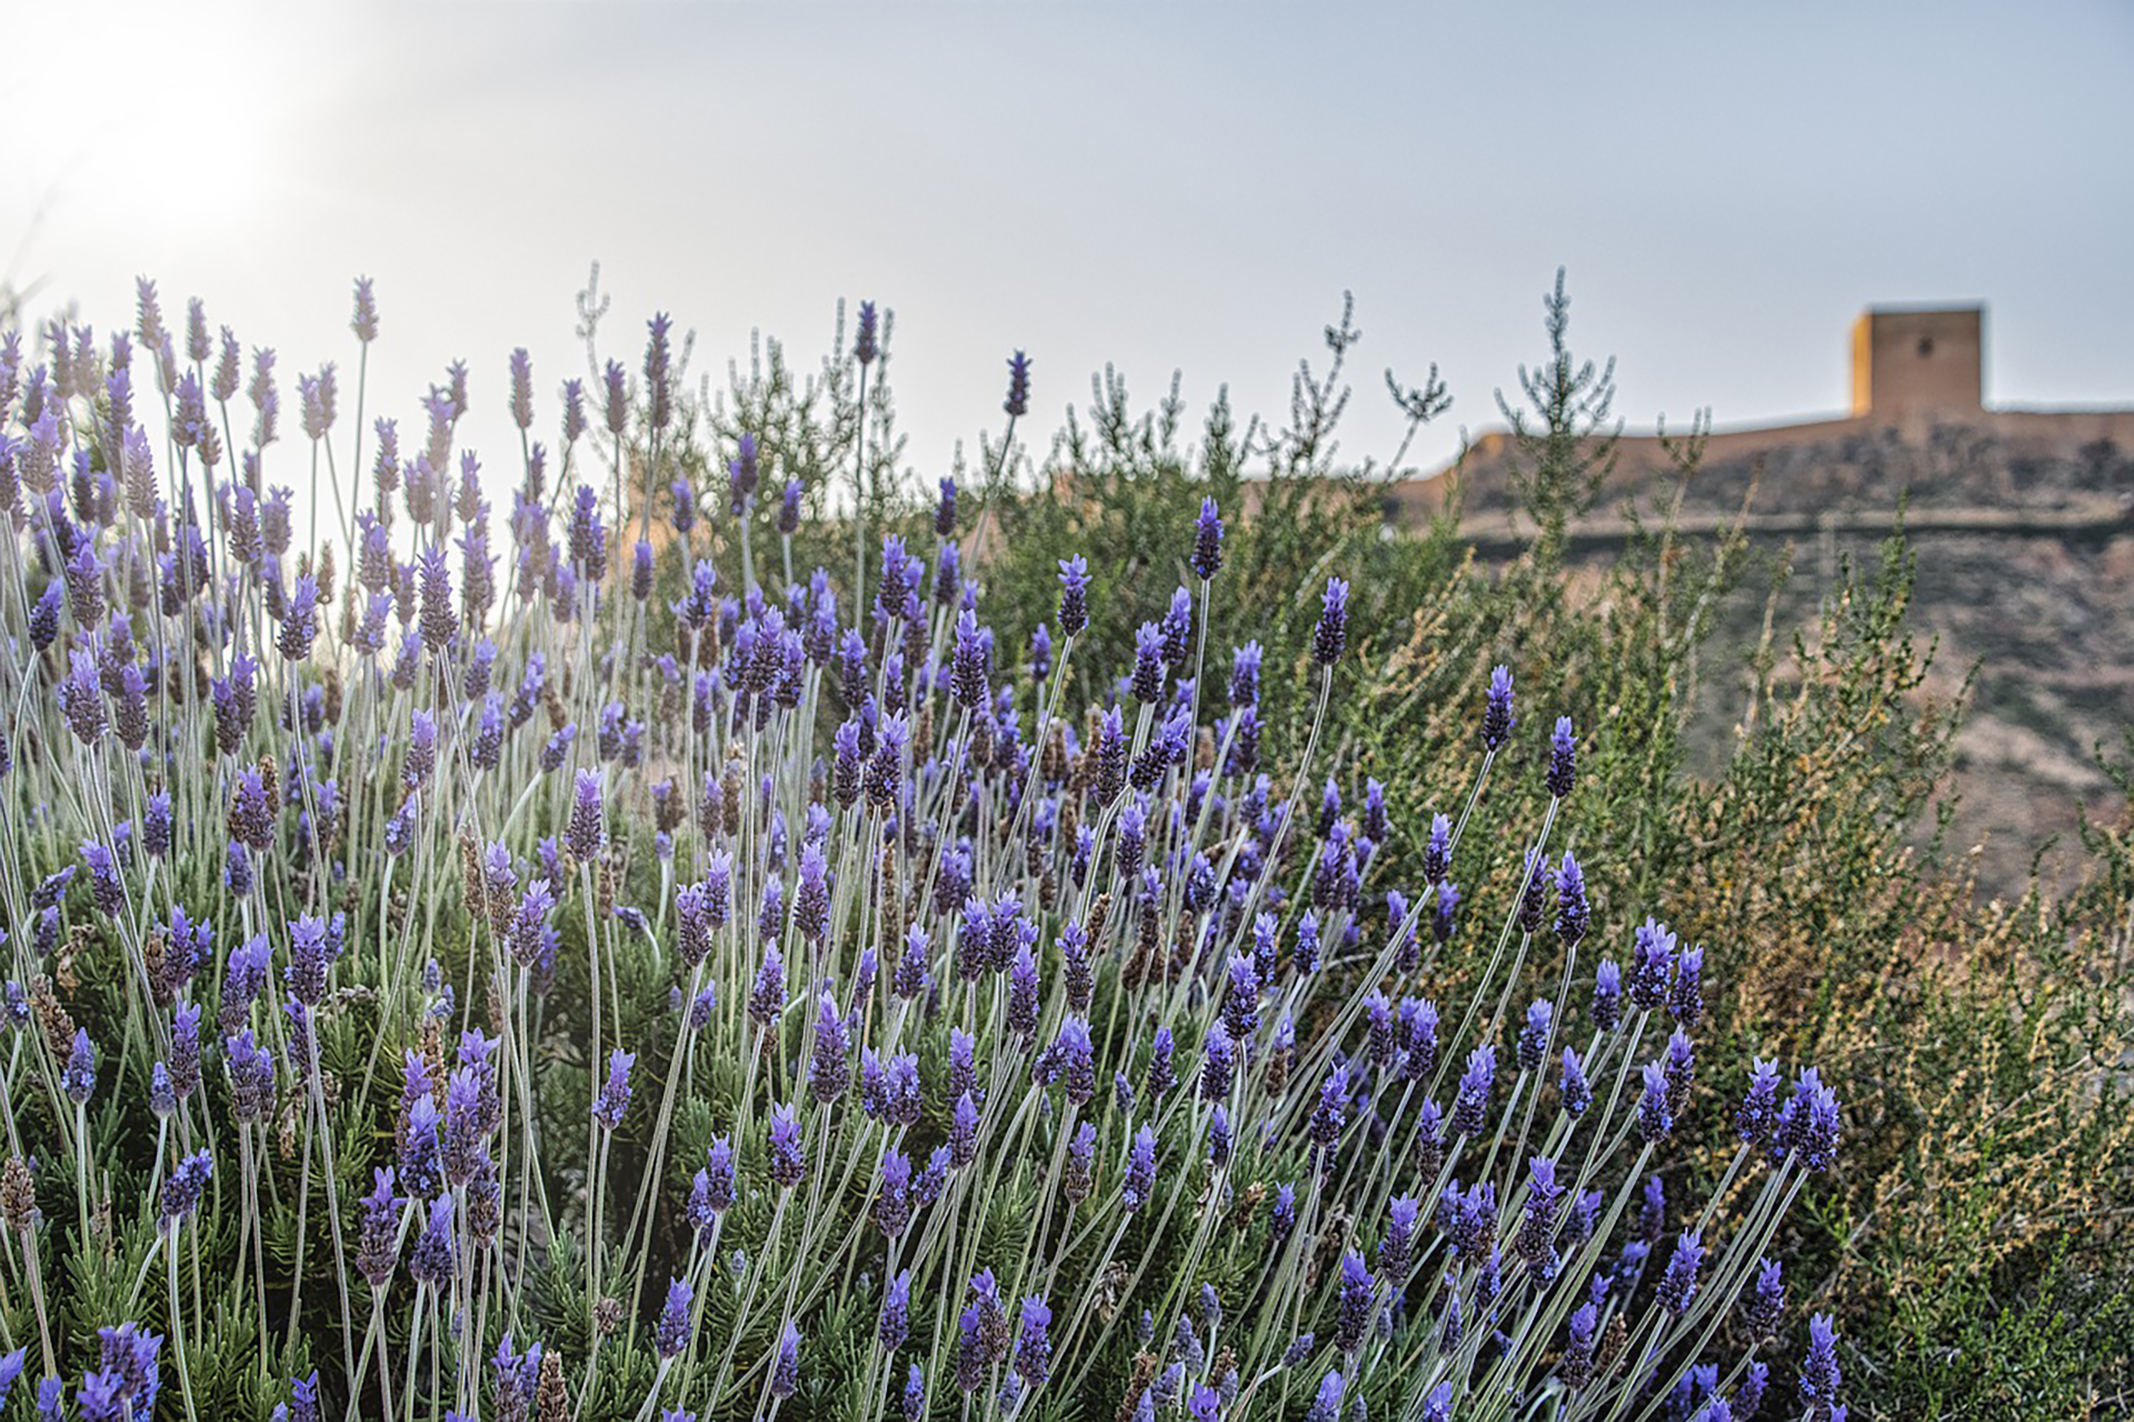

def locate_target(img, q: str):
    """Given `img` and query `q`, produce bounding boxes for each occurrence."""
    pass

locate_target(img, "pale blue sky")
[6,1,2130,487]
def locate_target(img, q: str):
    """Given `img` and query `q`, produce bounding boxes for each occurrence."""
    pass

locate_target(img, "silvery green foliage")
[0,285,1839,1420]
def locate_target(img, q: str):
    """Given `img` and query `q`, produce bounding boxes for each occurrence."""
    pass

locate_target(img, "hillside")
[1414,419,2134,902]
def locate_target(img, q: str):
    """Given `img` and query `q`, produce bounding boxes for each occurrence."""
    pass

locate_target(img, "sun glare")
[11,5,278,247]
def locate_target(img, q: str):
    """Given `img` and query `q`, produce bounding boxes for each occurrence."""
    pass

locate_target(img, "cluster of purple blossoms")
[0,286,1852,1422]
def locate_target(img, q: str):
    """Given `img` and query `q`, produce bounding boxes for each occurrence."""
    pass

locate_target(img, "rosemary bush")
[0,273,1988,1422]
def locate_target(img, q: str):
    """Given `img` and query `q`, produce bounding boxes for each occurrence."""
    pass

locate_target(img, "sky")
[4,1,2131,492]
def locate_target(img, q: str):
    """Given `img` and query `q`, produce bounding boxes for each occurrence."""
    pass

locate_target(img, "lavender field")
[0,254,2128,1422]
[0,275,1881,1422]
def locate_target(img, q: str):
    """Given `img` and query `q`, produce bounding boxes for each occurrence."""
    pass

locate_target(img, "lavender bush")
[0,281,1851,1420]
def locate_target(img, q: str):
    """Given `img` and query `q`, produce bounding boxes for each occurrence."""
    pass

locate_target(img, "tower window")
[1917,336,1935,357]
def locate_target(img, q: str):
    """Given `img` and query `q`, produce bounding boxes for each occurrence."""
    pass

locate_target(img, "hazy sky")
[6,1,2131,490]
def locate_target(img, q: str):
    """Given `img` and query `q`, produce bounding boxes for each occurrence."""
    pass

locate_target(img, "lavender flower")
[655,1277,693,1358]
[1309,1065,1350,1151]
[880,1267,913,1351]
[352,276,379,342]
[285,913,339,1005]
[1123,1125,1157,1211]
[768,1103,805,1187]
[1014,1296,1052,1387]
[1592,959,1623,1031]
[1041,1017,1096,1103]
[1311,577,1350,665]
[357,1168,404,1287]
[1482,664,1516,749]
[1306,1371,1344,1422]
[1199,1020,1236,1102]
[1637,1061,1673,1141]
[1057,555,1089,636]
[157,1149,212,1229]
[764,1318,800,1398]
[1546,714,1577,798]
[1671,942,1706,1026]
[592,1049,634,1130]
[1381,1195,1419,1283]
[1190,497,1224,580]
[750,945,786,1029]
[1799,1313,1843,1418]
[1452,1044,1494,1137]
[1745,1256,1786,1338]
[1775,1070,1843,1172]
[408,1194,455,1287]
[1560,1046,1592,1115]
[567,768,604,860]
[1555,851,1589,946]
[62,1029,96,1104]
[1629,916,1677,1009]
[1003,350,1031,418]
[1737,1058,1782,1146]
[1334,1251,1372,1354]
[1658,1228,1704,1313]
[856,301,880,365]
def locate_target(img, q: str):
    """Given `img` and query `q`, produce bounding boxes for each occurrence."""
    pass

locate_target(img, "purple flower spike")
[1555,851,1589,946]
[750,945,786,1030]
[1123,1124,1157,1211]
[357,1168,404,1287]
[567,769,604,861]
[1306,1370,1344,1422]
[352,276,379,343]
[1629,917,1676,1008]
[1311,576,1350,665]
[855,301,880,366]
[1737,1057,1782,1146]
[410,1194,456,1287]
[1056,555,1089,637]
[1483,664,1515,749]
[655,1277,693,1358]
[62,1028,96,1104]
[1746,1256,1786,1338]
[1637,1060,1673,1141]
[1309,1064,1349,1151]
[1671,943,1706,1026]
[1190,497,1224,580]
[1014,1296,1051,1387]
[1592,959,1623,1031]
[809,990,849,1103]
[703,1137,736,1214]
[1561,1045,1592,1114]
[1334,1251,1372,1354]
[768,1103,805,1188]
[1003,350,1031,418]
[592,1048,634,1130]
[770,1319,800,1398]
[1452,1043,1494,1137]
[160,1148,212,1227]
[1199,1020,1235,1102]
[1658,1228,1704,1313]
[880,1267,913,1351]
[1547,714,1577,798]
[645,313,674,431]
[1799,1312,1843,1416]
[934,476,957,537]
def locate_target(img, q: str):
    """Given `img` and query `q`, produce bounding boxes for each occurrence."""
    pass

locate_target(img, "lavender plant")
[0,282,1850,1421]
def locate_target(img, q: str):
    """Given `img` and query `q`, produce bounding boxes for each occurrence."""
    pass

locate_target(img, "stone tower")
[1850,305,1984,430]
